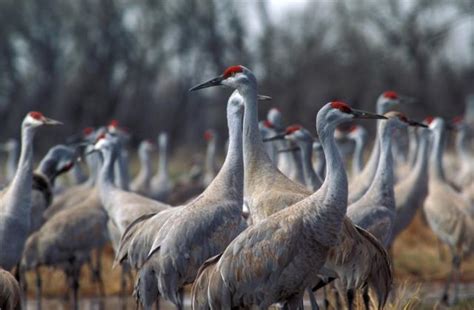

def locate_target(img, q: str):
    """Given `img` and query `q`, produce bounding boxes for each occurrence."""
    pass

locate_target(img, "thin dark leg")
[35,267,42,310]
[452,254,461,305]
[323,286,329,310]
[306,288,319,310]
[441,248,457,305]
[362,285,370,310]
[347,289,355,310]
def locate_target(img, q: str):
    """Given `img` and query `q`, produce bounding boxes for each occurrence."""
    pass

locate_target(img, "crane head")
[24,111,63,128]
[189,65,255,91]
[329,101,386,120]
[267,107,285,131]
[140,140,156,153]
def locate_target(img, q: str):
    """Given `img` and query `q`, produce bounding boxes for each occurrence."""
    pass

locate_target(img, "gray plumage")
[348,92,400,203]
[389,127,430,244]
[0,112,61,270]
[131,140,155,197]
[0,268,21,310]
[347,112,405,246]
[201,101,351,309]
[0,139,19,186]
[150,132,174,202]
[141,90,247,308]
[347,125,368,177]
[423,117,474,304]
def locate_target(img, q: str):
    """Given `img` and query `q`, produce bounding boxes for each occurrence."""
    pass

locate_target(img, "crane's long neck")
[6,143,19,183]
[137,149,153,183]
[351,135,366,176]
[85,153,99,187]
[410,130,429,183]
[315,121,348,218]
[156,139,169,180]
[98,149,118,200]
[206,109,243,202]
[455,127,470,164]
[71,162,86,184]
[6,126,35,215]
[407,127,419,167]
[114,148,130,191]
[429,128,446,181]
[300,142,321,191]
[241,87,274,191]
[314,148,326,182]
[365,121,395,209]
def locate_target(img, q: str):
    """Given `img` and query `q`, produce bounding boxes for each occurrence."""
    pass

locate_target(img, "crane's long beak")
[257,95,272,101]
[352,109,387,120]
[408,120,428,128]
[189,75,224,91]
[278,146,300,153]
[43,117,63,125]
[263,133,286,142]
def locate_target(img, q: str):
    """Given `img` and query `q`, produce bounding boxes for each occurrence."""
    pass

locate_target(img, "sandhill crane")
[150,132,174,202]
[0,268,21,310]
[126,90,247,309]
[43,128,103,219]
[189,65,390,309]
[0,112,62,271]
[108,120,132,190]
[22,190,108,310]
[389,125,431,245]
[268,125,322,191]
[192,99,384,309]
[131,140,156,196]
[452,117,473,189]
[0,139,19,186]
[348,91,401,204]
[268,108,306,185]
[347,125,368,176]
[29,144,78,233]
[348,112,427,246]
[406,126,419,167]
[423,117,474,305]
[259,120,277,163]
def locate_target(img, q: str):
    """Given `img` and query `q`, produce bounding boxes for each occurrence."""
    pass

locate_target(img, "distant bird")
[0,112,61,271]
[348,91,401,204]
[423,117,474,305]
[189,65,388,309]
[268,108,305,185]
[131,140,156,196]
[0,139,19,186]
[22,190,108,309]
[389,125,431,245]
[346,125,368,176]
[202,129,219,187]
[0,268,21,310]
[135,90,248,309]
[268,125,322,191]
[150,132,174,202]
[452,117,473,190]
[259,120,277,163]
[29,144,78,233]
[348,112,426,246]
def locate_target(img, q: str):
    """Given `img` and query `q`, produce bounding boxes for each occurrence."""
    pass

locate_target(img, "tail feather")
[192,254,223,310]
[356,226,393,309]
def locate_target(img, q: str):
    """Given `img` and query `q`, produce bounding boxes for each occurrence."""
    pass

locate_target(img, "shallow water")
[26,282,474,309]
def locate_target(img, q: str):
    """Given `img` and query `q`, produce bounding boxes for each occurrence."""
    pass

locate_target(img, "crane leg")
[322,286,329,310]
[306,288,319,310]
[334,289,341,309]
[441,248,459,305]
[346,289,355,310]
[92,248,105,297]
[35,267,42,310]
[362,285,370,310]
[452,254,461,305]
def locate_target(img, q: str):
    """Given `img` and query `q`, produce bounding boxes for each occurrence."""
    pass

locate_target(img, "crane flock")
[0,65,473,310]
